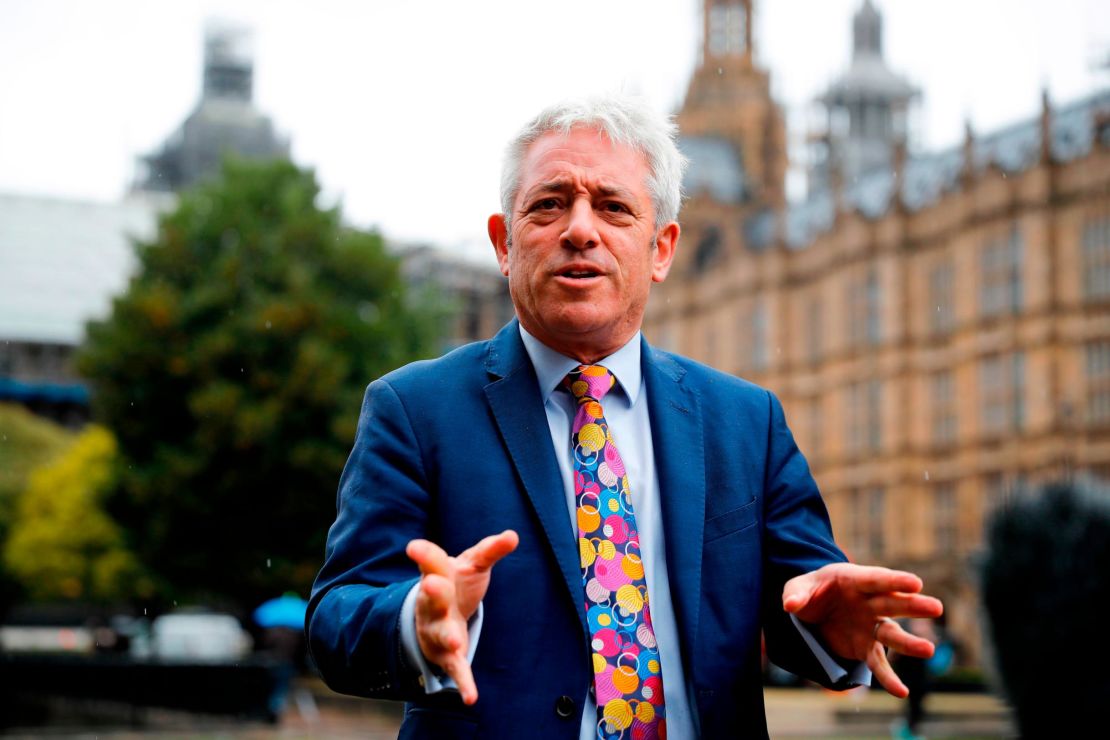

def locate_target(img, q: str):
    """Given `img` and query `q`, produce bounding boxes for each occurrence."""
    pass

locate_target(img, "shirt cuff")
[399,582,484,694]
[789,613,872,687]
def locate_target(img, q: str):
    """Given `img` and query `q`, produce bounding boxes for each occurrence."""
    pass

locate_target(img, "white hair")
[499,95,687,230]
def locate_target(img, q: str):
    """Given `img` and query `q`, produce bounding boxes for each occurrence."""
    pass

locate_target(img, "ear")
[488,213,510,277]
[651,221,680,283]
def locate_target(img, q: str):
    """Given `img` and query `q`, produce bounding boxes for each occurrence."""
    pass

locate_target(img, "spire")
[133,19,288,194]
[852,0,882,59]
[202,20,253,102]
[809,0,919,189]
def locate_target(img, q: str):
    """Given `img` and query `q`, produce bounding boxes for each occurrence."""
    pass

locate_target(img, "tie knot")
[564,365,616,402]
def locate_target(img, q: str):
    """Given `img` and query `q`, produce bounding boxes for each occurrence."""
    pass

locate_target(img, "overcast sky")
[1,0,1107,264]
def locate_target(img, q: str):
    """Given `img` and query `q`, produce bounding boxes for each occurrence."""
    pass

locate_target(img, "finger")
[840,565,924,596]
[867,641,908,699]
[463,529,520,571]
[781,571,819,613]
[407,539,453,577]
[416,573,456,624]
[442,651,479,705]
[875,620,936,660]
[866,593,945,619]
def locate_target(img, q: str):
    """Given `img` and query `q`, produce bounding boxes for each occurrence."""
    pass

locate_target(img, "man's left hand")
[782,563,944,697]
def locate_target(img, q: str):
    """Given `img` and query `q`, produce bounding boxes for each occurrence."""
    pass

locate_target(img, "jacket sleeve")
[305,378,429,700]
[757,390,859,688]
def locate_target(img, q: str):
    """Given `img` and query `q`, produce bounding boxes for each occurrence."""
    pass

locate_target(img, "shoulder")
[647,344,775,405]
[376,339,491,396]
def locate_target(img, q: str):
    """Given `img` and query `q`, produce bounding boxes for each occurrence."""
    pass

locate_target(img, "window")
[1083,214,1110,300]
[866,271,882,345]
[1087,341,1110,424]
[980,352,1025,435]
[735,300,767,374]
[866,380,882,451]
[931,371,957,445]
[846,487,886,559]
[693,226,722,274]
[934,483,957,551]
[846,379,882,453]
[843,489,863,557]
[709,2,747,56]
[806,396,824,461]
[750,301,767,372]
[806,296,822,365]
[929,261,954,335]
[0,341,12,376]
[866,487,885,557]
[846,269,881,348]
[980,226,1023,318]
[983,473,1027,519]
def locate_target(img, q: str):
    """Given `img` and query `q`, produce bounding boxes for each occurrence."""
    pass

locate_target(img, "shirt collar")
[518,325,642,406]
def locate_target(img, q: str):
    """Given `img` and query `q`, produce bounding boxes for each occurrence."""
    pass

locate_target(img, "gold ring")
[873,617,894,640]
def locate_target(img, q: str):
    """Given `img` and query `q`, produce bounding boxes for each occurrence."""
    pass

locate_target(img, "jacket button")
[555,695,576,719]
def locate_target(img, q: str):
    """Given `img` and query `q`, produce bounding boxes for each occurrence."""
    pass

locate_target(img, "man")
[307,96,942,738]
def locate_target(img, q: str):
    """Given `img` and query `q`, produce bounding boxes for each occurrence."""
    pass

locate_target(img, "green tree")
[3,425,147,602]
[78,159,438,607]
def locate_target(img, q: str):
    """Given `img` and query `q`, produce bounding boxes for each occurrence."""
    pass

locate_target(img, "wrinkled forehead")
[516,126,651,196]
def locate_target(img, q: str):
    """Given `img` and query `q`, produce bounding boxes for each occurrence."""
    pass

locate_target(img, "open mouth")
[558,268,601,280]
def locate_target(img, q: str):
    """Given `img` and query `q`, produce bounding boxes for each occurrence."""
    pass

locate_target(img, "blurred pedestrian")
[981,480,1110,737]
[890,618,937,740]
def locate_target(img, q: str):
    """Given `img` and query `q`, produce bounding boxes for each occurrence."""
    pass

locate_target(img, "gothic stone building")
[644,0,1110,665]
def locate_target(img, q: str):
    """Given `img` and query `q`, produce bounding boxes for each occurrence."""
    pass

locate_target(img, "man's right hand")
[405,530,519,705]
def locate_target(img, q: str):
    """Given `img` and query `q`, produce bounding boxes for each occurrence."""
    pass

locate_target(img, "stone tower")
[678,0,787,208]
[135,21,289,193]
[810,0,919,189]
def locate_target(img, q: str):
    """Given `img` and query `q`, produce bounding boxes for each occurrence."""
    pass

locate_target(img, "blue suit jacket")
[307,321,849,738]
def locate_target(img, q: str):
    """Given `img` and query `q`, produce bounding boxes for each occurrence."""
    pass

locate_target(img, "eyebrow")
[521,179,637,203]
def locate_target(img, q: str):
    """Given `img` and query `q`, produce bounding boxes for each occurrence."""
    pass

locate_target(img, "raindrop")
[1,435,6,442]
[716,67,723,75]
[173,600,178,607]
[130,402,134,407]
[240,368,244,373]
[924,470,930,481]
[144,607,147,615]
[358,302,380,323]
[267,558,272,568]
[265,321,272,330]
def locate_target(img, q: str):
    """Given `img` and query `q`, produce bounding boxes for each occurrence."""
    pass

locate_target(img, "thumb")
[464,529,519,571]
[782,572,817,614]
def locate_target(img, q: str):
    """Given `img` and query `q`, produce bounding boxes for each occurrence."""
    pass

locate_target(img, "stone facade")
[644,0,1110,665]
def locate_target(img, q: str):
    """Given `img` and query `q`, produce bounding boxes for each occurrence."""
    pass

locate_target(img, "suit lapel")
[483,323,588,639]
[643,340,705,671]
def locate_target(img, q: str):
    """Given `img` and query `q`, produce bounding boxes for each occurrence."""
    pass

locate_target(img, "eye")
[602,201,630,214]
[531,198,561,212]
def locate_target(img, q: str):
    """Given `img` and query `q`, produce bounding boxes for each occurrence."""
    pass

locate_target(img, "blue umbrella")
[252,594,308,629]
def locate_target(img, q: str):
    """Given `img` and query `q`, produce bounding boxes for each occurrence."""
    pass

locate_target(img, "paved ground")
[4,681,1017,739]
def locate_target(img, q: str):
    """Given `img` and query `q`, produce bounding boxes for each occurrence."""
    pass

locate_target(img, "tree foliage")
[0,403,75,608]
[3,426,146,603]
[78,159,438,607]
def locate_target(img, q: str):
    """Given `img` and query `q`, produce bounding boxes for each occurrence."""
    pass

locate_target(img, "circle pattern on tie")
[565,365,666,739]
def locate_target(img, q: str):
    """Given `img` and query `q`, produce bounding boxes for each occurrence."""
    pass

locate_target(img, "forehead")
[517,126,651,197]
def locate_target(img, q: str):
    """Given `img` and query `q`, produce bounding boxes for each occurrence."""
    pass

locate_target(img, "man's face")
[488,126,679,363]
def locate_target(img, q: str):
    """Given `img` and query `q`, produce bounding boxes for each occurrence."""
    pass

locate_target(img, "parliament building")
[642,0,1110,665]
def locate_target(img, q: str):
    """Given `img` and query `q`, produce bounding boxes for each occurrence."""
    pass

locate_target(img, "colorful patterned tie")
[565,365,666,740]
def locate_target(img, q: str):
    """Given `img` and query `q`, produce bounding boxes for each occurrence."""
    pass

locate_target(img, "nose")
[561,198,600,251]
